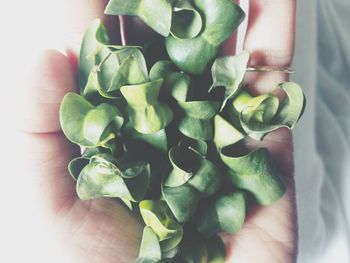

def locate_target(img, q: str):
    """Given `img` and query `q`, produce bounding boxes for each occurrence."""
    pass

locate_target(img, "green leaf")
[231,82,306,140]
[107,48,149,92]
[60,93,94,146]
[139,200,183,255]
[162,144,222,223]
[164,146,203,187]
[171,0,203,39]
[122,161,152,201]
[149,61,174,80]
[135,227,162,263]
[205,235,226,263]
[177,101,219,119]
[150,61,219,140]
[60,93,124,147]
[68,157,90,181]
[179,238,207,263]
[83,68,117,100]
[162,184,200,224]
[186,159,222,197]
[83,103,123,145]
[166,0,245,74]
[76,154,150,201]
[273,82,306,127]
[197,191,247,237]
[220,147,285,205]
[178,117,213,141]
[178,233,226,263]
[83,48,149,100]
[165,145,222,194]
[210,51,250,110]
[79,19,147,100]
[140,200,182,240]
[177,101,220,140]
[121,79,173,134]
[123,122,168,153]
[149,61,191,102]
[105,0,172,37]
[79,19,110,91]
[135,257,159,263]
[213,115,244,149]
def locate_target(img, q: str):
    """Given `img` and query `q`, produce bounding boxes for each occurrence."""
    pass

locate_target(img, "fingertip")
[19,49,77,134]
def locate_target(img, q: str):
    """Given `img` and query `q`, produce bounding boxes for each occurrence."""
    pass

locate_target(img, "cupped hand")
[20,0,297,262]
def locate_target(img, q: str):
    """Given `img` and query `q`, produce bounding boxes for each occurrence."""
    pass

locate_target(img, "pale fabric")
[293,0,350,262]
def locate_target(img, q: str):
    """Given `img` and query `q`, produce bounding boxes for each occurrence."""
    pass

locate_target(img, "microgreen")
[59,1,306,261]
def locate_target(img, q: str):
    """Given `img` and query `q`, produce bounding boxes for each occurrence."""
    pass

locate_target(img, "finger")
[20,50,77,133]
[19,50,79,213]
[244,0,296,94]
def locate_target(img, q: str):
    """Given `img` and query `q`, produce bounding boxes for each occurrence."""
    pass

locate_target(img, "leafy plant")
[59,1,306,262]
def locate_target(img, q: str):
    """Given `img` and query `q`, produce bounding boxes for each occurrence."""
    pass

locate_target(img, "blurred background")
[1,0,349,262]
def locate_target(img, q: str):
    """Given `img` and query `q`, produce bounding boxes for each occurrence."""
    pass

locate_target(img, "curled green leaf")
[150,60,219,140]
[139,200,183,257]
[76,154,150,201]
[135,227,162,263]
[213,115,244,149]
[69,147,107,181]
[105,0,172,37]
[179,234,226,263]
[164,145,202,188]
[162,144,222,223]
[79,19,147,100]
[83,103,122,145]
[149,60,191,102]
[162,184,200,224]
[79,19,128,92]
[205,235,226,263]
[171,0,203,39]
[231,82,306,140]
[121,79,173,134]
[166,0,245,74]
[107,48,149,92]
[68,157,90,181]
[210,51,250,110]
[177,101,220,140]
[84,48,149,100]
[197,191,247,237]
[79,19,109,91]
[220,147,285,205]
[60,93,124,147]
[123,122,168,153]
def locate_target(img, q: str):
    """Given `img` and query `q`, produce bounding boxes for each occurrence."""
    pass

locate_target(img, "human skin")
[19,0,297,262]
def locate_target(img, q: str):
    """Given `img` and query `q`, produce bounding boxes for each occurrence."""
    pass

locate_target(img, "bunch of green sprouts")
[60,0,305,262]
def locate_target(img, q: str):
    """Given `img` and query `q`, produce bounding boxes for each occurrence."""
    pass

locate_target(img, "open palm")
[20,0,297,262]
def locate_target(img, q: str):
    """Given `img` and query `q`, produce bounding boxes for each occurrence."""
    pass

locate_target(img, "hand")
[19,0,297,262]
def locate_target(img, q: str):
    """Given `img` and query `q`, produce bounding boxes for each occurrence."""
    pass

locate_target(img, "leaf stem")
[119,16,128,46]
[246,66,294,74]
[93,52,112,73]
[187,147,205,159]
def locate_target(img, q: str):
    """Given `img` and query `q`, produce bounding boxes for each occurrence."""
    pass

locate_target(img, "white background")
[0,1,67,261]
